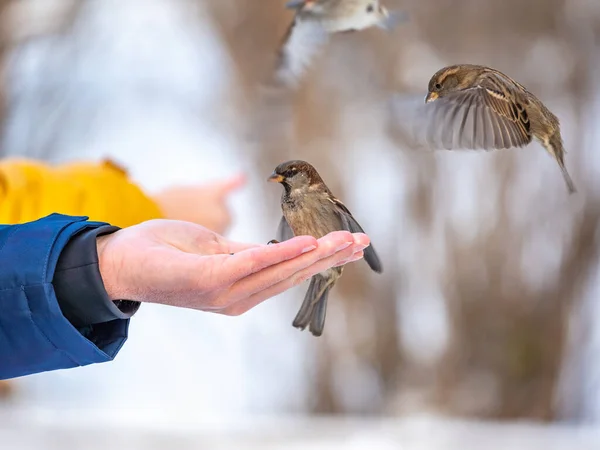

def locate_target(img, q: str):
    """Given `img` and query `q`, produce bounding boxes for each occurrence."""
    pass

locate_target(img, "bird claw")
[267,239,280,245]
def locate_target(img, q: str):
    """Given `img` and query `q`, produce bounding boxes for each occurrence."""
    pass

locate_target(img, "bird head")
[426,64,483,103]
[268,160,323,191]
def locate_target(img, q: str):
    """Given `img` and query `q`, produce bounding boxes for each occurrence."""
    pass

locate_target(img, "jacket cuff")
[53,225,141,328]
[0,213,133,379]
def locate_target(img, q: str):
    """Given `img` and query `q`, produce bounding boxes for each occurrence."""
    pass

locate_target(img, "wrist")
[53,224,139,328]
[96,232,124,302]
[96,232,141,318]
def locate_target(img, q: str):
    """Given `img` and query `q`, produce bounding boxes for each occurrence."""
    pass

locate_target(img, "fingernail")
[302,245,317,254]
[335,241,353,252]
[354,242,369,251]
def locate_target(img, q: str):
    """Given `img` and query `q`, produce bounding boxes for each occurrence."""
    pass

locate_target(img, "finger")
[332,250,364,268]
[349,233,370,249]
[215,173,246,197]
[221,241,366,316]
[220,232,365,255]
[223,231,368,304]
[216,234,322,287]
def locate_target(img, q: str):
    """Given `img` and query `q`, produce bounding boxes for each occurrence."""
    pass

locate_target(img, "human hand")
[96,219,369,316]
[0,380,13,399]
[153,174,245,235]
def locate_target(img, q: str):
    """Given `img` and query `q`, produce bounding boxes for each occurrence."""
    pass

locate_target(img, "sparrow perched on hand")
[273,0,406,88]
[268,160,382,336]
[388,64,577,194]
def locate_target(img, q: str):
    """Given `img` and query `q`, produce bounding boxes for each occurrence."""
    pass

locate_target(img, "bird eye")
[435,83,442,90]
[366,4,374,12]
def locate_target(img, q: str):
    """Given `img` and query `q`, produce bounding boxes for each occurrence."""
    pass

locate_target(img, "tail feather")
[547,134,577,195]
[558,161,577,195]
[292,274,332,336]
[309,289,329,337]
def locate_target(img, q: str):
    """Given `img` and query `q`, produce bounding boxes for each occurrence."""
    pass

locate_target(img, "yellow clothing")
[0,158,163,228]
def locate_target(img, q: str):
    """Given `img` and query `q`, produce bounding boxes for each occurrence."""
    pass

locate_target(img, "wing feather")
[276,216,295,242]
[420,85,532,151]
[272,18,330,89]
[329,197,383,274]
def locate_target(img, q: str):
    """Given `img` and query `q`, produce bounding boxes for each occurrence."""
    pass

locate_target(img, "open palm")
[96,219,368,316]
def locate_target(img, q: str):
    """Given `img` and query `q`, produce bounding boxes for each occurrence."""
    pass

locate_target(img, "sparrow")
[388,64,577,194]
[273,0,407,88]
[267,160,382,336]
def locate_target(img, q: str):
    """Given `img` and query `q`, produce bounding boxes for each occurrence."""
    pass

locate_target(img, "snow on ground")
[0,411,599,450]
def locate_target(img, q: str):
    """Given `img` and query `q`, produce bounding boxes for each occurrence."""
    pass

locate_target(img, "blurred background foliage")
[1,0,600,425]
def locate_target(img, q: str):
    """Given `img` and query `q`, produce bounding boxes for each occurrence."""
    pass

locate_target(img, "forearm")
[0,214,138,380]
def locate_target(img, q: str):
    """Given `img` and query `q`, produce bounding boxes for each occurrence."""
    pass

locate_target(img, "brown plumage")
[420,64,577,194]
[267,160,382,337]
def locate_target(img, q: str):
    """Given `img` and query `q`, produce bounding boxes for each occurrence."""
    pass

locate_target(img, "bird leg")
[311,277,336,306]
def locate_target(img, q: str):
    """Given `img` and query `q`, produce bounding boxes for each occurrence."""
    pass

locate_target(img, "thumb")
[215,173,246,196]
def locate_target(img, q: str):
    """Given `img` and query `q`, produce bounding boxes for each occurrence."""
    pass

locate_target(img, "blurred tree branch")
[200,0,600,420]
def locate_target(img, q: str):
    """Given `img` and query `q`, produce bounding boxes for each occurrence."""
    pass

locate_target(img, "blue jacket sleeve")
[0,213,131,380]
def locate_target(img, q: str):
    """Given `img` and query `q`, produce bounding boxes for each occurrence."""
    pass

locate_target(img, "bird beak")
[425,92,439,103]
[268,172,285,183]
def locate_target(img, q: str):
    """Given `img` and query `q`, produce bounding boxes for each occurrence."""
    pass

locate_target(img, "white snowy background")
[1,0,600,448]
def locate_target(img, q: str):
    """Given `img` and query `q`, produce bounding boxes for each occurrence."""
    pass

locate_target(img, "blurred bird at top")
[388,64,577,194]
[272,0,407,89]
[247,1,406,154]
[268,160,382,337]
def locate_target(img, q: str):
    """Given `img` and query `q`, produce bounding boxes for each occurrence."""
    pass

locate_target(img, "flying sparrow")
[268,160,382,336]
[273,0,407,88]
[249,1,407,160]
[388,64,577,194]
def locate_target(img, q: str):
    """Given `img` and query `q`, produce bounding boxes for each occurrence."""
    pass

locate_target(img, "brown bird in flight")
[389,64,577,194]
[268,160,382,336]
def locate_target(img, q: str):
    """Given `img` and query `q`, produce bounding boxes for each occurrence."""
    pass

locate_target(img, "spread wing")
[272,18,330,89]
[329,196,383,274]
[276,215,296,242]
[387,86,532,152]
[424,85,532,150]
